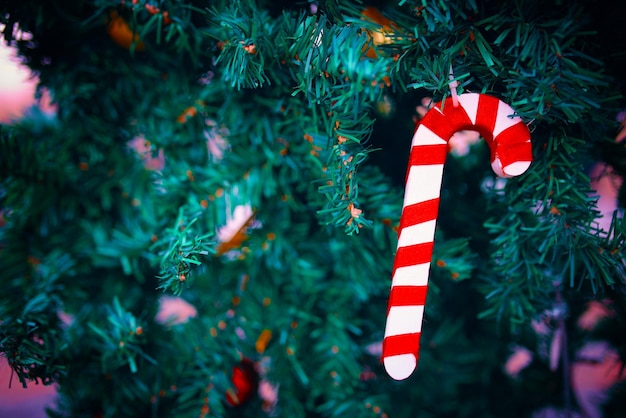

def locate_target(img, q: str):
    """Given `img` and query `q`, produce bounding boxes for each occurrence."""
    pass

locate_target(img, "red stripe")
[441,97,477,132]
[495,120,529,146]
[498,143,532,170]
[474,95,500,144]
[383,333,421,358]
[492,123,532,167]
[389,285,428,307]
[417,106,456,141]
[400,198,440,228]
[409,144,448,166]
[429,98,474,136]
[393,242,433,269]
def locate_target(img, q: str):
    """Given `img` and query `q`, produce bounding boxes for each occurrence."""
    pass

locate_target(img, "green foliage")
[0,0,625,417]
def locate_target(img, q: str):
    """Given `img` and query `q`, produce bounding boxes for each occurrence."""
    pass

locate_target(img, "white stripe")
[502,160,532,177]
[392,263,431,287]
[397,219,437,247]
[385,305,425,337]
[404,165,444,206]
[493,100,522,137]
[411,124,447,146]
[458,93,480,124]
[384,355,417,380]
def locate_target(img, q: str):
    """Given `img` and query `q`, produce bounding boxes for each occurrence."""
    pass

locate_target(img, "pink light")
[0,32,55,124]
[0,40,37,123]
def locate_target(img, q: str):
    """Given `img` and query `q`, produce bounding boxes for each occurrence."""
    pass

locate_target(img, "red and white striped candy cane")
[383,93,533,380]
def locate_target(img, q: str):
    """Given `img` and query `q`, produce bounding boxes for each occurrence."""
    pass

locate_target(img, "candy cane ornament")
[383,93,533,381]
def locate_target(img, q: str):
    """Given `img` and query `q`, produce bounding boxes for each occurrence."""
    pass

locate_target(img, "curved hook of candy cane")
[382,93,532,381]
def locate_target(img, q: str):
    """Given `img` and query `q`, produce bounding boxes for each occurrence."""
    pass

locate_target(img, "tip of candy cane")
[491,159,532,178]
[384,354,417,380]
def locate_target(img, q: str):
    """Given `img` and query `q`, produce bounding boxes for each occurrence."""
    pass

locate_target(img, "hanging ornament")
[360,7,398,58]
[106,10,145,51]
[382,93,533,380]
[225,358,259,407]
